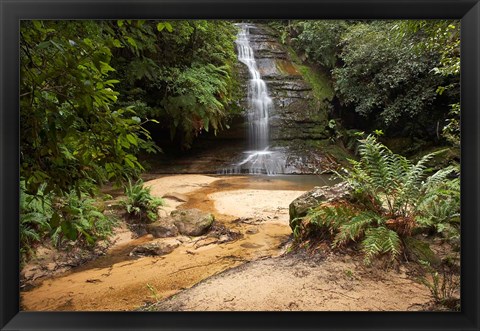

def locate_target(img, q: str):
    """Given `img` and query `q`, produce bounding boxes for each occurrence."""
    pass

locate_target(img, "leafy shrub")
[293,135,458,264]
[332,21,448,137]
[290,20,349,69]
[50,191,115,248]
[121,179,164,223]
[20,21,160,196]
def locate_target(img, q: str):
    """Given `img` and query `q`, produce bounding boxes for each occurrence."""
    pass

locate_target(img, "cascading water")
[221,23,285,175]
[237,24,270,151]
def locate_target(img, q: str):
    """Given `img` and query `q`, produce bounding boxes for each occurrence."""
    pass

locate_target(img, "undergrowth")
[292,134,459,265]
[121,179,164,223]
[20,180,115,264]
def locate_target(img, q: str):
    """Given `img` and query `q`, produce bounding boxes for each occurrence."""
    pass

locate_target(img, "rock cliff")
[231,24,338,173]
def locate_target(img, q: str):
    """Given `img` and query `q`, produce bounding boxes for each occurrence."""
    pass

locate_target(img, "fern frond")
[423,166,458,191]
[362,226,401,264]
[333,211,381,247]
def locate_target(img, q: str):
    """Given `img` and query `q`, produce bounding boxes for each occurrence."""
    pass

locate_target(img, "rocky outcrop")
[221,24,338,174]
[289,182,352,228]
[171,209,215,236]
[246,25,329,143]
[153,23,341,175]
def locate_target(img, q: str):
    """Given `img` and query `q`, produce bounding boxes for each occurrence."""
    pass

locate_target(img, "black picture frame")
[1,0,479,330]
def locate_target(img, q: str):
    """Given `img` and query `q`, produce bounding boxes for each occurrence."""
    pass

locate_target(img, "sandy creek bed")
[20,174,431,311]
[21,175,320,311]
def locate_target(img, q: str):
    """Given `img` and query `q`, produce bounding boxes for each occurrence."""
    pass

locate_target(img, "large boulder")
[171,209,215,236]
[289,182,351,227]
[145,217,179,238]
[130,239,180,257]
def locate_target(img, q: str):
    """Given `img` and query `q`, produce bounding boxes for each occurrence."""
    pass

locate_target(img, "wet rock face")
[289,182,352,227]
[224,24,333,174]
[171,209,215,236]
[244,25,328,143]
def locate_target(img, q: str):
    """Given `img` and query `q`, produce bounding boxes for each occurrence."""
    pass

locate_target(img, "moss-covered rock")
[289,182,352,228]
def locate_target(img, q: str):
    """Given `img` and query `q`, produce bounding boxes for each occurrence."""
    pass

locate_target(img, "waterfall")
[220,23,285,175]
[236,24,271,151]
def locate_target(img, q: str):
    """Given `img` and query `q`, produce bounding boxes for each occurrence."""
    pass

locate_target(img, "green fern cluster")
[50,191,115,248]
[20,181,53,261]
[341,135,452,219]
[294,135,459,264]
[301,204,402,264]
[20,181,115,262]
[121,179,164,223]
[416,171,460,243]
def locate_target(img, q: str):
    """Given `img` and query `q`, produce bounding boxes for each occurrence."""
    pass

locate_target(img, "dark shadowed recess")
[1,0,479,330]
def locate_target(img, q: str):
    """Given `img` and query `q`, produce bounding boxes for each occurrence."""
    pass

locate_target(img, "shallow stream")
[21,174,335,311]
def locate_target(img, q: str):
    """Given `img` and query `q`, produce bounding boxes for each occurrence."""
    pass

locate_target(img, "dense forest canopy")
[269,20,459,144]
[20,19,460,263]
[20,20,241,257]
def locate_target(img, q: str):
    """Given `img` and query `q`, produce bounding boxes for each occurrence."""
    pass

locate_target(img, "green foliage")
[396,20,460,78]
[416,169,460,243]
[50,191,115,248]
[20,181,53,261]
[333,21,445,129]
[19,19,240,260]
[266,20,291,44]
[396,20,460,147]
[290,20,350,69]
[418,260,460,310]
[121,179,164,223]
[442,103,460,148]
[20,179,115,262]
[279,19,459,142]
[111,20,240,149]
[361,227,401,265]
[160,63,233,145]
[340,135,453,219]
[293,135,459,264]
[20,20,160,196]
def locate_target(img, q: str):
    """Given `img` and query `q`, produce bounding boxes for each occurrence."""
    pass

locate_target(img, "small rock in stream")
[130,239,180,257]
[146,217,179,238]
[171,209,215,236]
